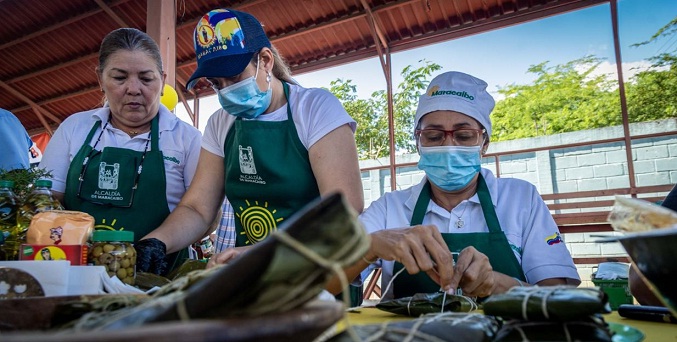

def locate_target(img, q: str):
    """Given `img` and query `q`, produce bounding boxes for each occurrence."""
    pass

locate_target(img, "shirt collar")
[89,105,179,133]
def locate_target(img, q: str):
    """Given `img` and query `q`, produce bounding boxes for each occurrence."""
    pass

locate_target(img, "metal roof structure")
[1,0,604,135]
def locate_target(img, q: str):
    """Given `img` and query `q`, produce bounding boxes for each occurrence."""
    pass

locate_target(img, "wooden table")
[341,307,677,341]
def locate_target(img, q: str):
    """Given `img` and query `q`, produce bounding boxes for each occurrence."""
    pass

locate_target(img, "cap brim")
[186,52,255,90]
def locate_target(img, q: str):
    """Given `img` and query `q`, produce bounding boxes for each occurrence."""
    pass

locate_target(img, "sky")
[175,0,677,132]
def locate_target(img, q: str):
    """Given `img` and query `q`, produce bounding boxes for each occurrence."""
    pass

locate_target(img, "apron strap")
[150,114,159,151]
[411,181,431,226]
[477,173,502,233]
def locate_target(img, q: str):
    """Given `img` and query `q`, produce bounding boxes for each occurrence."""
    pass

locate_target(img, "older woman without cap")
[40,28,202,275]
[330,71,581,299]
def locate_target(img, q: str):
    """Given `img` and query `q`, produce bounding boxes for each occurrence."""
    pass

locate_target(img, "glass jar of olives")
[89,230,136,285]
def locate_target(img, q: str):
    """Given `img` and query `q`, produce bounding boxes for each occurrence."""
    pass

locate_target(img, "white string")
[380,266,407,301]
[406,295,414,317]
[440,291,447,313]
[520,288,533,320]
[563,322,573,342]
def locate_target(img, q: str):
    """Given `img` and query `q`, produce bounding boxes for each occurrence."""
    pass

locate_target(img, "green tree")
[491,56,620,141]
[328,61,441,159]
[626,16,677,121]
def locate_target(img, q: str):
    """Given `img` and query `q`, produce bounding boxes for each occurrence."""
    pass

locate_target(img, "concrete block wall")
[359,119,677,284]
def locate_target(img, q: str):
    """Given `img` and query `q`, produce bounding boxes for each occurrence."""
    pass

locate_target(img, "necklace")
[451,201,469,228]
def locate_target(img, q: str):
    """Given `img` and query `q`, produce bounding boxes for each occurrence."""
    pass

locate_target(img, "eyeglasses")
[415,128,485,147]
[76,121,149,208]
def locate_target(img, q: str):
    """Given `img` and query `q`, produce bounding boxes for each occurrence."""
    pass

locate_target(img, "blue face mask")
[217,57,272,119]
[417,145,481,191]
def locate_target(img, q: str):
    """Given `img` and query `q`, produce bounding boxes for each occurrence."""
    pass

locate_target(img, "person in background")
[0,108,33,172]
[141,8,363,272]
[329,71,580,299]
[628,184,677,306]
[39,28,201,275]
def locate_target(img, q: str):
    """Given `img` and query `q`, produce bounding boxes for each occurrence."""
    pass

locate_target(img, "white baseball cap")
[414,71,495,136]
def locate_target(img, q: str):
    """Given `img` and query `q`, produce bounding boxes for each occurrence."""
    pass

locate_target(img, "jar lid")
[35,179,52,188]
[0,180,14,188]
[92,230,134,242]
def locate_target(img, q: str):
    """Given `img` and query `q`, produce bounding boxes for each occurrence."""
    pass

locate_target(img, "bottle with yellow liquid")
[14,180,63,256]
[0,180,20,260]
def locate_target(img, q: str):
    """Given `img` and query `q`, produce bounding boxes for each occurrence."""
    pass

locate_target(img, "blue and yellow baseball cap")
[186,9,271,90]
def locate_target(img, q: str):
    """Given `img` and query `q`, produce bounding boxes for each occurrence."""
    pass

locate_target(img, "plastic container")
[88,230,136,285]
[0,180,20,260]
[591,272,634,310]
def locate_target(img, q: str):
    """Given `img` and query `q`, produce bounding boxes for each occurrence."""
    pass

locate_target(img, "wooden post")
[146,0,176,88]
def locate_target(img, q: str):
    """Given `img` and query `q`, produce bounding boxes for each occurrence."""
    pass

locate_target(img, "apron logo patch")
[163,156,180,164]
[238,145,266,184]
[236,199,284,245]
[545,232,563,245]
[238,145,257,174]
[98,162,120,190]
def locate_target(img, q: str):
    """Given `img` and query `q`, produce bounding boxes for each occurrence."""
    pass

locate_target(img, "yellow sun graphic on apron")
[94,217,124,231]
[236,200,284,245]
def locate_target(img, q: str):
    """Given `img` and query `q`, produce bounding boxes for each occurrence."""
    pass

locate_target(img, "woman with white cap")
[329,71,580,299]
[139,8,363,271]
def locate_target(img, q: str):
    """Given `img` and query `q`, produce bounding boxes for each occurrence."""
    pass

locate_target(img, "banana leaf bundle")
[330,312,499,342]
[62,193,370,331]
[376,292,479,317]
[493,315,613,342]
[483,286,610,321]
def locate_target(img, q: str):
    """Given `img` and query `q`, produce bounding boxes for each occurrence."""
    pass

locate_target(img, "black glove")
[135,238,168,275]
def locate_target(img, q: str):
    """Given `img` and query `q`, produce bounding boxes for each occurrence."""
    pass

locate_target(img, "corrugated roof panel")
[0,0,601,132]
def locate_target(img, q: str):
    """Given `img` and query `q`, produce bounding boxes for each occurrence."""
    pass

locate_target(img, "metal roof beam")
[0,80,62,125]
[94,0,129,27]
[360,0,390,84]
[0,0,132,51]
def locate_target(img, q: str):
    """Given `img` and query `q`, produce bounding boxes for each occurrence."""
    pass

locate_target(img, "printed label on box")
[20,244,88,265]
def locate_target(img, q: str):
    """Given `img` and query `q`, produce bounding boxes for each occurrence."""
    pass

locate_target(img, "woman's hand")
[449,246,495,297]
[206,245,254,268]
[370,225,455,292]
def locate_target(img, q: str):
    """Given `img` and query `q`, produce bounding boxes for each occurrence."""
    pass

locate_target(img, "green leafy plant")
[0,168,53,203]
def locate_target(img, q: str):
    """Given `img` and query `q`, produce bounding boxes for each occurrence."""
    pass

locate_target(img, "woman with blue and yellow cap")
[140,9,363,271]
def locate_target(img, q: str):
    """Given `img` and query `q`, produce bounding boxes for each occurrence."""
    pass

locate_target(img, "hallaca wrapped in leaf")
[494,315,614,342]
[376,292,478,317]
[330,312,500,342]
[483,286,610,321]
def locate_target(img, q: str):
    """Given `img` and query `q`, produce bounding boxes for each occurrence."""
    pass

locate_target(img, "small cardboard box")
[19,244,88,265]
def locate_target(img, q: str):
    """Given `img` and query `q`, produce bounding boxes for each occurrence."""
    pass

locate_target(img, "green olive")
[109,260,121,271]
[102,244,115,253]
[91,246,103,257]
[116,268,127,279]
[121,259,130,268]
[99,253,113,264]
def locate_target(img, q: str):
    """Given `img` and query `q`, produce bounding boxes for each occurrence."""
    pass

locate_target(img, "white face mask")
[217,55,272,119]
[417,145,481,191]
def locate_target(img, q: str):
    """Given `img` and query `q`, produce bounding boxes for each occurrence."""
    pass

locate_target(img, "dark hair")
[98,28,163,75]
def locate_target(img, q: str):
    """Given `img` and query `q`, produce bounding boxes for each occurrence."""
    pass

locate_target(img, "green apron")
[224,82,320,247]
[64,115,186,274]
[392,174,525,298]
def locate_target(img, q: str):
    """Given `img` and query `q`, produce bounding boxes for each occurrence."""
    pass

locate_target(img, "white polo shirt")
[359,168,581,299]
[39,105,201,211]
